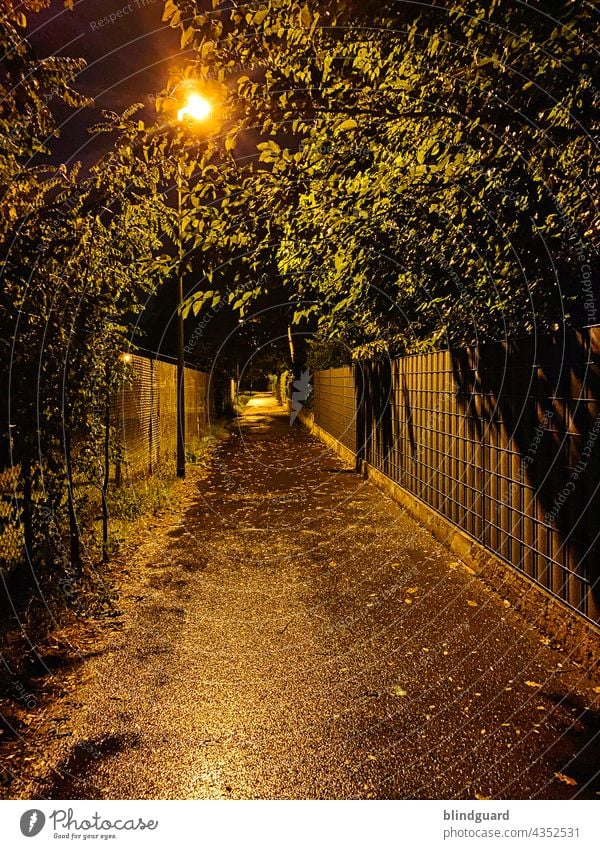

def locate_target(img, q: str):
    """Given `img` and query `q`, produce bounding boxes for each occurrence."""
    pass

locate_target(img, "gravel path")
[7,394,600,799]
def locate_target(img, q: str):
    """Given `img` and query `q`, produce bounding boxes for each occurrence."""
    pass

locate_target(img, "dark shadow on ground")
[38,733,143,800]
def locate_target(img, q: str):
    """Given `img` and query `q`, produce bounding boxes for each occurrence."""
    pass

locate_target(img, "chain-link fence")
[113,355,209,481]
[0,353,210,573]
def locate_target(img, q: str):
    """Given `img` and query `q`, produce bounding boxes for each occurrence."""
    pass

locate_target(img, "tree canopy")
[163,0,598,356]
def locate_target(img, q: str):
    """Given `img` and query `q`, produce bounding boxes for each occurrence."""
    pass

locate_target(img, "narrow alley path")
[10,394,600,799]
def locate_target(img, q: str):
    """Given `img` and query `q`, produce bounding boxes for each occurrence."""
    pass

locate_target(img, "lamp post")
[176,157,186,478]
[172,90,212,479]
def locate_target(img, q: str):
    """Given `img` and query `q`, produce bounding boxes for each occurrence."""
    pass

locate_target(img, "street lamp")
[172,89,212,479]
[178,92,212,123]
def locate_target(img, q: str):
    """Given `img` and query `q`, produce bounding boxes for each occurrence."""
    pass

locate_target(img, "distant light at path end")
[177,93,212,123]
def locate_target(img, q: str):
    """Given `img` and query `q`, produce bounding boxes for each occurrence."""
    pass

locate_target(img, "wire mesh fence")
[0,354,210,572]
[113,354,209,481]
[311,327,600,624]
[313,367,357,454]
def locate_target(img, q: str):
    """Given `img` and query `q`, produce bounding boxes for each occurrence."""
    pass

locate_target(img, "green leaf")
[181,27,194,48]
[162,0,177,23]
[254,8,268,26]
[299,4,312,29]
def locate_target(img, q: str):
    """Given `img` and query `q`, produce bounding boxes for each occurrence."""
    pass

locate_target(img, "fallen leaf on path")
[389,685,407,697]
[406,587,418,594]
[554,772,577,786]
[593,687,600,695]
[475,793,491,800]
[467,600,478,607]
[524,681,542,688]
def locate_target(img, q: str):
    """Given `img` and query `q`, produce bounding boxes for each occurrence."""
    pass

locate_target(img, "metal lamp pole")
[157,87,212,479]
[176,157,186,479]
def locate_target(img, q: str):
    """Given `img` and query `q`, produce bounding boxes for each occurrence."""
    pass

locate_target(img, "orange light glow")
[177,93,212,123]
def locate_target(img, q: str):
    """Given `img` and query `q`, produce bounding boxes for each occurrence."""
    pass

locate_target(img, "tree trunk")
[21,455,34,564]
[101,378,110,563]
[63,425,81,572]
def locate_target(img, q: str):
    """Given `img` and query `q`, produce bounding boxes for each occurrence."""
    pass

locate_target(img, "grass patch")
[235,393,251,411]
[185,420,230,464]
[0,419,231,681]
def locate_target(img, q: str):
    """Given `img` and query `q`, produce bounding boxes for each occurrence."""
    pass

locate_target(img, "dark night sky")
[27,0,193,164]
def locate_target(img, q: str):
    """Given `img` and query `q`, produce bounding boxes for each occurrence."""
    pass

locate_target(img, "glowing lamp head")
[177,93,212,123]
[121,352,133,364]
